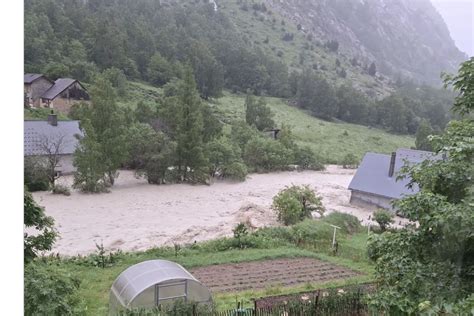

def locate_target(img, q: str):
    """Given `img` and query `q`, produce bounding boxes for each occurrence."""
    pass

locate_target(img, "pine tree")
[88,76,129,186]
[175,66,208,183]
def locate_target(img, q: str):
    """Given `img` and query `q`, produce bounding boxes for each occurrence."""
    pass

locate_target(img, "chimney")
[388,152,396,177]
[47,111,58,127]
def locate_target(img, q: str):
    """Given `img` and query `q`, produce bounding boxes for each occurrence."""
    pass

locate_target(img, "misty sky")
[432,0,474,56]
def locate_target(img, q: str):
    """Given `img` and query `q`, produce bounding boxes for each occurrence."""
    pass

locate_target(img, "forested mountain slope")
[24,0,457,136]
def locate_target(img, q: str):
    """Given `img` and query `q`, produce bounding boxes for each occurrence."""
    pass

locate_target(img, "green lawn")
[214,92,414,163]
[59,230,372,315]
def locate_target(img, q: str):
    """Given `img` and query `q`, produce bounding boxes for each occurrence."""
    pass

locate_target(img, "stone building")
[348,148,439,211]
[24,74,90,113]
[24,114,83,175]
[24,74,54,107]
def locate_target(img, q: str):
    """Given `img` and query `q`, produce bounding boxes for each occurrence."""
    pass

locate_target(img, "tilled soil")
[190,258,361,293]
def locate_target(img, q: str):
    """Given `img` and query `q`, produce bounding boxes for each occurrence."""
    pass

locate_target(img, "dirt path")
[31,166,383,256]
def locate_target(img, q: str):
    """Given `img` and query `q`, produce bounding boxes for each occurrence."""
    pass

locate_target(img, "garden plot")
[190,258,361,293]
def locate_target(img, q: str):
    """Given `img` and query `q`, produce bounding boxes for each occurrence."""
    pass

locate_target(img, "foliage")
[73,120,108,193]
[174,67,209,183]
[415,119,434,151]
[322,212,363,235]
[272,185,325,225]
[24,156,50,191]
[24,262,85,316]
[73,76,128,191]
[243,136,292,172]
[52,184,71,196]
[368,58,474,313]
[372,209,394,232]
[147,52,175,86]
[296,69,337,120]
[128,123,177,184]
[244,94,275,131]
[341,153,358,169]
[207,137,247,181]
[102,67,128,97]
[294,146,325,171]
[233,223,249,249]
[24,189,57,263]
[443,57,474,115]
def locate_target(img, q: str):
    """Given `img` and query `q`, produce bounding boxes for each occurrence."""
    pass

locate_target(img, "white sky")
[431,0,474,56]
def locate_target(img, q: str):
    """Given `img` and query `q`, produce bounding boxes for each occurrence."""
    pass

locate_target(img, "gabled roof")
[41,78,86,100]
[24,120,83,156]
[24,73,51,84]
[348,148,439,200]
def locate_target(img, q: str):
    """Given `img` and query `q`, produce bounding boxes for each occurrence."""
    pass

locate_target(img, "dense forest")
[25,0,458,136]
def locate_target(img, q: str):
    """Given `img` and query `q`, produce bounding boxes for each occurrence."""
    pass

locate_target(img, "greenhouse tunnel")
[109,259,212,314]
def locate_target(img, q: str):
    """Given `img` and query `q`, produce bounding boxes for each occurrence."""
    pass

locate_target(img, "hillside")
[120,82,414,163]
[212,0,394,98]
[251,0,467,85]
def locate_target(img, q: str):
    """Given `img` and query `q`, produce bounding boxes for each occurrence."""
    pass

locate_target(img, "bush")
[24,157,50,191]
[373,209,394,232]
[272,185,325,225]
[222,162,248,181]
[244,136,292,172]
[291,219,334,246]
[322,212,362,234]
[24,262,85,316]
[233,222,249,249]
[341,153,359,169]
[52,184,71,196]
[295,146,325,171]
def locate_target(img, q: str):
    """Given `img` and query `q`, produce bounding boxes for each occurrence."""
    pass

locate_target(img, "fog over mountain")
[432,0,474,56]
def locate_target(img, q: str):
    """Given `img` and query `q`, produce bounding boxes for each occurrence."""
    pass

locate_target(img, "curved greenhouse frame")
[109,260,212,314]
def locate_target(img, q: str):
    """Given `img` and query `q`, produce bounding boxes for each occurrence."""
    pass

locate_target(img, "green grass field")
[214,92,414,163]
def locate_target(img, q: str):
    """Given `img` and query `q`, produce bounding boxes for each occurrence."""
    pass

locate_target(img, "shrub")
[291,219,334,246]
[272,185,325,225]
[243,136,292,172]
[373,209,394,232]
[24,262,85,316]
[295,146,325,171]
[222,162,248,181]
[24,157,50,191]
[341,153,358,169]
[52,184,71,196]
[322,212,362,234]
[233,223,249,249]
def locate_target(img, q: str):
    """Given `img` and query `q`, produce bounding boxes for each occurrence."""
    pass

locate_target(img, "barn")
[24,74,89,113]
[348,148,439,211]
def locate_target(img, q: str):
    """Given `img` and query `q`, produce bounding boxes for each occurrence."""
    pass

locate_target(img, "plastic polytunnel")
[109,260,212,314]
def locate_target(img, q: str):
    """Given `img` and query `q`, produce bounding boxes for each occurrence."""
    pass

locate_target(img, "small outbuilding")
[109,260,212,314]
[348,148,440,211]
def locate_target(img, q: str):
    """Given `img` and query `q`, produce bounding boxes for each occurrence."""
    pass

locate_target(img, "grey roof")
[24,120,82,156]
[24,73,46,84]
[111,260,209,307]
[348,148,438,200]
[41,78,79,100]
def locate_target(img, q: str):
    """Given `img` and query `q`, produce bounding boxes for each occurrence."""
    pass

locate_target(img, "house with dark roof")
[348,148,439,210]
[24,74,90,113]
[24,114,83,175]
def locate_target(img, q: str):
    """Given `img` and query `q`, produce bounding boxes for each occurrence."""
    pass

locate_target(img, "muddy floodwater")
[31,166,395,256]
